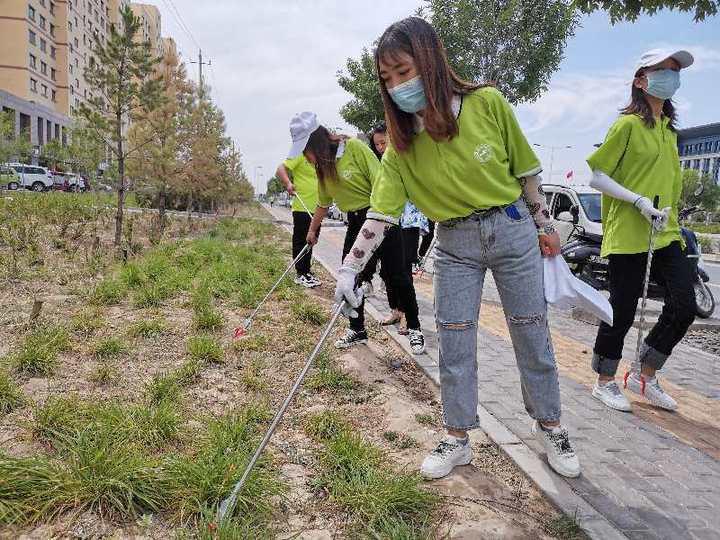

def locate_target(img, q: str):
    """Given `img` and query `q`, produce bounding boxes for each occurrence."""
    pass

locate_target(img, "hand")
[634,197,669,231]
[334,267,363,318]
[286,183,296,196]
[539,231,561,257]
[306,229,318,246]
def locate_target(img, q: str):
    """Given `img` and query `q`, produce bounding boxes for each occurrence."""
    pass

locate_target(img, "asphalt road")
[703,260,720,318]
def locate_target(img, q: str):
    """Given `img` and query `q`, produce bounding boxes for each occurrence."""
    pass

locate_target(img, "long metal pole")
[294,192,314,217]
[219,301,346,522]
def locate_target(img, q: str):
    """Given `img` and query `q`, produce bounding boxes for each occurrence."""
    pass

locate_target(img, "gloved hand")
[334,266,364,318]
[634,197,671,231]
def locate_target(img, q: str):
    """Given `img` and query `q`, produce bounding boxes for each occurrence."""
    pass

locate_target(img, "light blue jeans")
[434,198,562,430]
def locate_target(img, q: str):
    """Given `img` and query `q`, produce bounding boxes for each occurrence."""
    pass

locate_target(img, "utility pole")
[533,143,572,183]
[190,49,211,94]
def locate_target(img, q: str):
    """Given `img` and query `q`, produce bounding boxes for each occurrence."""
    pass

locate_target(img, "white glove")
[334,267,364,318]
[634,197,671,231]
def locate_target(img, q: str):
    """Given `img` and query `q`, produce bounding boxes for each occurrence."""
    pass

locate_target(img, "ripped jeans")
[434,198,562,430]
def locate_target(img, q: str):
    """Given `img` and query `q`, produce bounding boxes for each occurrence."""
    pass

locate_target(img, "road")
[700,261,720,318]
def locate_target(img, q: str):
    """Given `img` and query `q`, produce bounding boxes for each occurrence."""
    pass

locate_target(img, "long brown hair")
[375,17,483,152]
[304,126,342,182]
[621,68,677,131]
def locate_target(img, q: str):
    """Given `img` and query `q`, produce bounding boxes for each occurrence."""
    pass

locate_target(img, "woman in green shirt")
[333,17,580,480]
[588,49,696,413]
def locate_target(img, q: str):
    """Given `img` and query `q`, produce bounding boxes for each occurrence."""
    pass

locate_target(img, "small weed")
[0,370,25,415]
[9,325,70,377]
[91,362,119,386]
[129,318,166,339]
[193,305,224,332]
[89,278,126,306]
[174,358,204,386]
[415,414,434,426]
[93,337,127,359]
[545,514,584,539]
[133,282,170,308]
[291,301,328,325]
[188,336,224,364]
[305,411,350,442]
[382,431,399,443]
[32,395,83,443]
[384,431,419,449]
[144,373,182,406]
[70,308,105,336]
[307,362,356,393]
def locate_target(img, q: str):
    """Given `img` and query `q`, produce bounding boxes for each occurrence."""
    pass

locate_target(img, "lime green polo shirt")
[369,87,541,223]
[587,114,682,257]
[283,155,319,213]
[318,138,378,213]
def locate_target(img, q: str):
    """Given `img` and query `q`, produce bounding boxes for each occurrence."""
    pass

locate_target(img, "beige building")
[0,0,171,157]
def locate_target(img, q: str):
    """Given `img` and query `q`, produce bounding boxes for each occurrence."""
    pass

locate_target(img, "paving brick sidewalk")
[264,205,720,540]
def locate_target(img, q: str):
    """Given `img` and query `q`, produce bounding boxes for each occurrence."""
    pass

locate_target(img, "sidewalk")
[265,205,720,540]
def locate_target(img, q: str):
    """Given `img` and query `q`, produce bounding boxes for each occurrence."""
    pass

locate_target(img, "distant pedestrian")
[333,17,580,479]
[276,153,322,288]
[588,49,696,412]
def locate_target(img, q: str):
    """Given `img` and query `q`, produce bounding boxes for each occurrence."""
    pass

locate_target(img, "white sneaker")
[408,329,426,355]
[305,273,322,287]
[592,380,632,412]
[294,275,315,288]
[420,436,472,479]
[625,372,678,411]
[334,329,368,349]
[532,421,580,478]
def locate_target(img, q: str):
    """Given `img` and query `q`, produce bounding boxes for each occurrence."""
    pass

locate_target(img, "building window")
[29,53,37,69]
[29,29,36,45]
[28,5,36,21]
[69,64,73,74]
[51,68,56,80]
[69,42,73,53]
[74,37,79,48]
[70,85,74,95]
[40,61,47,75]
[75,78,79,88]
[50,23,55,37]
[50,2,55,15]
[69,20,73,31]
[39,15,46,29]
[40,38,46,52]
[30,78,38,92]
[41,84,48,97]
[50,46,56,58]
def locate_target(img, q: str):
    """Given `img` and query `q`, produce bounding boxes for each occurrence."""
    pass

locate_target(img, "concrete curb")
[262,206,628,540]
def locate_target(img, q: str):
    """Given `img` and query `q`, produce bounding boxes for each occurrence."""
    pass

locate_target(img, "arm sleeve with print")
[586,117,633,181]
[368,147,408,224]
[484,88,542,178]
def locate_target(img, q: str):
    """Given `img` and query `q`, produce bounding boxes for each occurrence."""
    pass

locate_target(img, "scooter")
[561,204,716,319]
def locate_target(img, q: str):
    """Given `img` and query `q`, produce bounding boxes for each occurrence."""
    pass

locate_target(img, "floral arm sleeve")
[520,175,556,236]
[342,218,392,273]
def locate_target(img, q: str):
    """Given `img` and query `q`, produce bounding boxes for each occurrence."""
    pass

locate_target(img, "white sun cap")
[636,48,694,72]
[287,111,320,159]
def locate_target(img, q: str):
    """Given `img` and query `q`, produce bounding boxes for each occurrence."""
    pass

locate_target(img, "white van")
[6,163,54,192]
[543,183,603,245]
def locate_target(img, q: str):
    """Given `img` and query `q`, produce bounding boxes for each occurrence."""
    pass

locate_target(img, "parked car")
[6,163,54,192]
[543,183,603,245]
[0,165,21,190]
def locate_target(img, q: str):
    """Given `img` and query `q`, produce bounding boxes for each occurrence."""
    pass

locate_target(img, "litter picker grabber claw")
[218,295,354,523]
[625,195,661,387]
[232,243,311,338]
[414,235,437,278]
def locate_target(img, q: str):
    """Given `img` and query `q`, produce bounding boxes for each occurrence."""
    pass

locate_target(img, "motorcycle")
[561,204,716,319]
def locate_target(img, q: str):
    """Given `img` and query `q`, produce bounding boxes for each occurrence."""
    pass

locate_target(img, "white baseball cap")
[636,48,694,72]
[287,111,320,159]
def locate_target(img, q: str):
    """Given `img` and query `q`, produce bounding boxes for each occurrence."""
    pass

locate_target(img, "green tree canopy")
[574,0,718,22]
[0,111,31,164]
[266,175,284,196]
[681,169,720,210]
[336,0,579,132]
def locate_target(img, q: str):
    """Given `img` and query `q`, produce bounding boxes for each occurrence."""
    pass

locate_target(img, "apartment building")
[678,122,720,183]
[130,3,162,59]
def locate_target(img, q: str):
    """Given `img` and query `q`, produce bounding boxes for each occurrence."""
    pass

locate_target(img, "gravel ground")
[684,328,720,355]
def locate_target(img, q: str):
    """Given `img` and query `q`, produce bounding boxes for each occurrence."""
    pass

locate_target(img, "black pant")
[379,226,421,329]
[403,227,420,267]
[292,211,317,276]
[593,241,696,376]
[343,208,373,332]
[418,220,435,259]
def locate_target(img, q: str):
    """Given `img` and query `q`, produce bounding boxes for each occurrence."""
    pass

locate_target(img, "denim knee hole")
[507,313,544,326]
[439,320,476,331]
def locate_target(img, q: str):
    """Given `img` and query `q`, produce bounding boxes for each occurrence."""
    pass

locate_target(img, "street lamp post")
[254,165,263,194]
[533,143,572,183]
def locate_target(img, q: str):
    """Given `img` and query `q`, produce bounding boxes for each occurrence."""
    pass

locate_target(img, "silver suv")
[6,163,54,192]
[543,183,603,245]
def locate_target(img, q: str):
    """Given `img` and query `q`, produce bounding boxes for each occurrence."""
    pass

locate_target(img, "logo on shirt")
[341,170,352,180]
[473,144,493,164]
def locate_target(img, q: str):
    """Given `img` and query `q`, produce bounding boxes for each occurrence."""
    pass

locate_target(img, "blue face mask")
[388,76,427,113]
[645,69,681,100]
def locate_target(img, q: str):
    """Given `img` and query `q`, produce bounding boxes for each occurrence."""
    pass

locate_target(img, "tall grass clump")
[291,300,328,326]
[93,337,127,358]
[0,370,25,415]
[88,278,126,306]
[129,318,166,338]
[188,336,224,364]
[8,325,70,376]
[306,353,356,393]
[70,308,105,336]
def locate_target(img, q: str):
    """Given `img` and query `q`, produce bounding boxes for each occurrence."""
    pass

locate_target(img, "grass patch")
[90,362,119,386]
[193,305,224,332]
[383,431,419,450]
[290,301,328,326]
[145,373,182,406]
[7,325,70,377]
[89,278,126,306]
[414,414,434,426]
[0,370,25,415]
[188,336,224,364]
[231,334,269,353]
[309,413,439,537]
[545,514,584,539]
[307,354,356,393]
[93,337,127,359]
[129,318,166,339]
[70,308,105,336]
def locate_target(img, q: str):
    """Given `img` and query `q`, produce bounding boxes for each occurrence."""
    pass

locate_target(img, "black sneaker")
[305,273,322,287]
[334,329,368,349]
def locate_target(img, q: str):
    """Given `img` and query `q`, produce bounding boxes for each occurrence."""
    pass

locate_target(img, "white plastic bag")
[544,256,613,326]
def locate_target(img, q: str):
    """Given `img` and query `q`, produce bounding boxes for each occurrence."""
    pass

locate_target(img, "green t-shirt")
[318,138,379,213]
[369,87,541,222]
[283,155,319,213]
[587,114,682,257]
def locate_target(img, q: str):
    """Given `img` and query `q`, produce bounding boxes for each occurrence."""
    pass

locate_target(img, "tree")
[681,168,720,211]
[266,175,284,196]
[0,111,31,164]
[65,123,107,180]
[78,5,163,247]
[336,0,579,132]
[574,0,717,23]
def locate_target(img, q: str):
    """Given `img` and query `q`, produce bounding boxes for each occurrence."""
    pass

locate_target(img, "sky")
[152,1,720,194]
